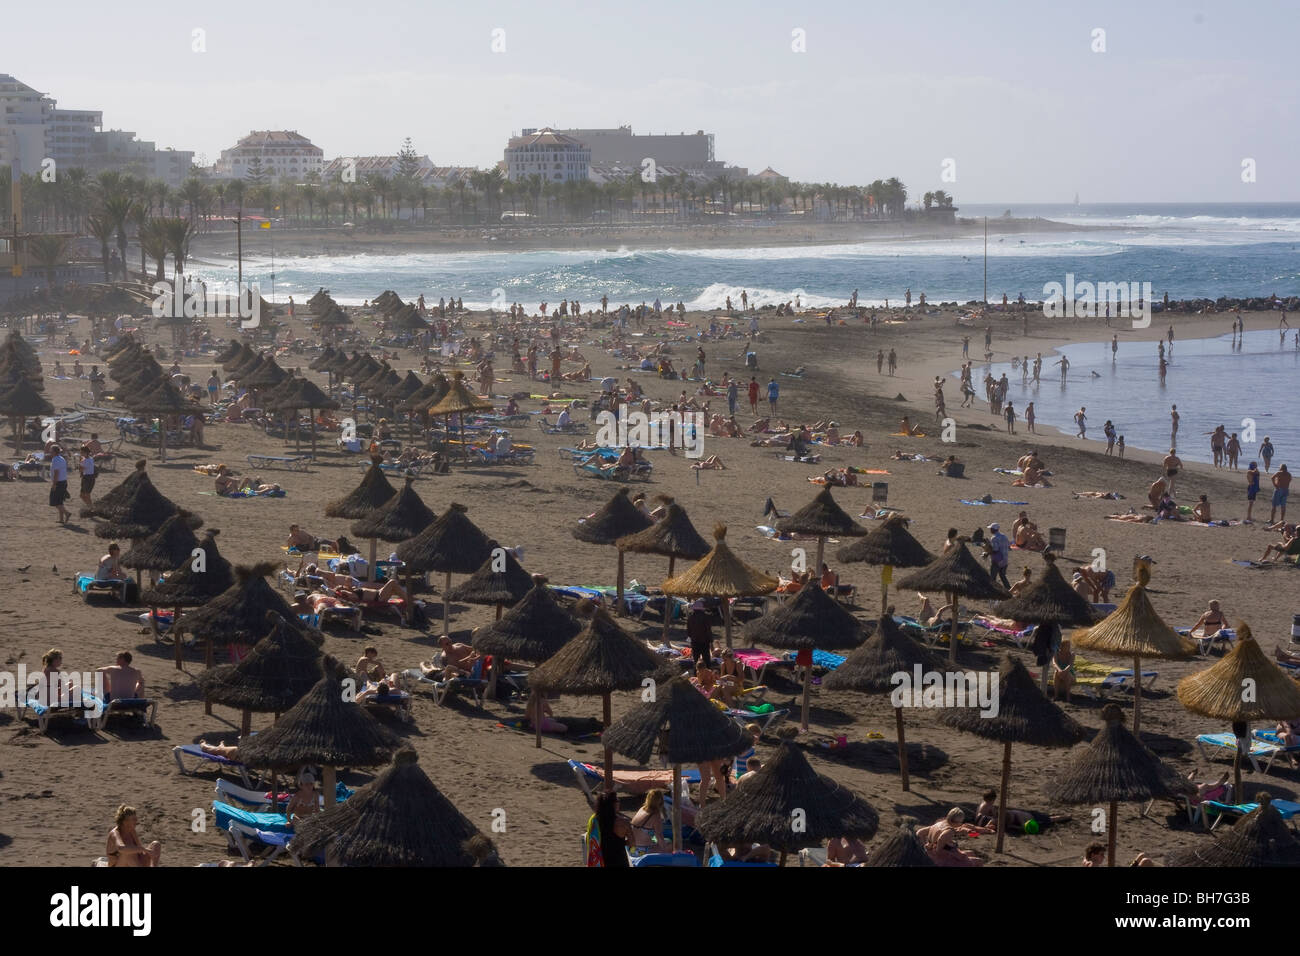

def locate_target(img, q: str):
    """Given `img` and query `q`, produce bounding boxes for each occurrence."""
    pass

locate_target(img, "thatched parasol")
[234,655,403,807]
[604,675,753,851]
[694,738,880,865]
[529,608,670,791]
[141,529,235,668]
[1175,623,1300,801]
[742,575,865,731]
[197,612,323,736]
[838,514,935,615]
[663,523,779,648]
[120,509,201,580]
[0,379,53,451]
[776,486,868,581]
[996,551,1102,693]
[91,470,198,541]
[350,475,435,623]
[448,547,533,620]
[221,343,256,373]
[572,487,654,617]
[393,503,494,636]
[864,824,935,867]
[82,458,147,520]
[428,371,493,462]
[941,654,1087,853]
[269,377,338,457]
[823,612,941,790]
[1072,566,1195,734]
[123,379,197,462]
[326,461,398,581]
[289,749,493,867]
[622,503,720,642]
[1046,703,1193,866]
[897,539,1009,664]
[1167,792,1300,867]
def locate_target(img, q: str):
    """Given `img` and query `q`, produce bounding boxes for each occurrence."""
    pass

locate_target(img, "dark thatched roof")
[823,614,941,693]
[742,580,868,651]
[837,515,934,567]
[776,487,868,539]
[289,749,492,867]
[995,553,1101,627]
[896,541,1010,600]
[428,372,492,416]
[1167,794,1300,867]
[940,655,1087,747]
[1046,704,1194,804]
[120,510,201,571]
[447,548,533,607]
[81,459,149,520]
[603,676,753,765]
[0,379,54,417]
[350,476,436,542]
[92,473,200,540]
[864,825,936,867]
[308,347,337,372]
[141,529,235,606]
[271,377,338,412]
[181,562,316,647]
[325,462,397,519]
[616,499,710,559]
[695,740,880,853]
[234,656,403,770]
[471,577,582,662]
[197,613,323,712]
[393,503,494,575]
[571,487,654,545]
[527,608,670,695]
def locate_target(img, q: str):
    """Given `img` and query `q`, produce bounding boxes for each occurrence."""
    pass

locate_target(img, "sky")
[5,0,1298,202]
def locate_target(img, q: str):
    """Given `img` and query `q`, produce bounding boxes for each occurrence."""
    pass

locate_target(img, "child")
[1116,436,1125,460]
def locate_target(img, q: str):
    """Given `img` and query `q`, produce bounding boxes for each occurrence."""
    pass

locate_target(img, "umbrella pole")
[616,551,625,618]
[443,570,452,637]
[241,708,251,737]
[1235,722,1245,804]
[1132,654,1142,735]
[602,692,614,793]
[323,765,338,808]
[404,571,413,627]
[310,406,316,460]
[367,537,377,583]
[723,600,733,650]
[800,656,811,732]
[531,689,541,749]
[948,590,959,664]
[672,764,683,853]
[814,537,825,578]
[778,850,788,867]
[996,740,1011,854]
[174,606,184,669]
[895,706,910,791]
[1107,800,1118,867]
[880,566,890,617]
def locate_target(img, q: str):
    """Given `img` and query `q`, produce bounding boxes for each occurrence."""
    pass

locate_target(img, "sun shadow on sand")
[808,739,951,776]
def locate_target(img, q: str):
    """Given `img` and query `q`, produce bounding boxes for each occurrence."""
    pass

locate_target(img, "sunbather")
[97,651,143,700]
[335,578,409,606]
[287,524,337,552]
[1261,524,1300,562]
[107,805,161,867]
[1009,567,1034,597]
[824,835,869,866]
[918,809,986,866]
[200,741,241,759]
[1190,600,1230,639]
[1082,843,1107,867]
[95,543,123,581]
[421,635,479,679]
[355,647,388,684]
[974,789,1063,832]
[1052,638,1076,702]
[525,694,567,734]
[629,789,665,850]
[284,772,321,825]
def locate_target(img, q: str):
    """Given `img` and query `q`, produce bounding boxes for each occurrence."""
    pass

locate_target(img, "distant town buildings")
[508,125,751,184]
[215,130,324,181]
[0,73,194,186]
[504,128,591,183]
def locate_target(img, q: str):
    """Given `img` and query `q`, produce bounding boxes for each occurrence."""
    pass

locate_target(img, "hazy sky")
[7,0,1297,202]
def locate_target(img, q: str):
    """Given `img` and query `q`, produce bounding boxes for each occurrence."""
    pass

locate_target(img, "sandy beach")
[1,300,1296,868]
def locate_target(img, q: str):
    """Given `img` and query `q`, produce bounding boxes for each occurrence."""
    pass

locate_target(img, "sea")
[188,202,1300,461]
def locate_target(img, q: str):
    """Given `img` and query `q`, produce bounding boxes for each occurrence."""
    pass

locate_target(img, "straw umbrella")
[776,487,868,582]
[665,523,779,651]
[604,675,753,851]
[235,656,403,808]
[1046,703,1193,866]
[864,824,935,867]
[618,500,711,641]
[350,475,435,621]
[743,577,865,732]
[222,343,256,373]
[472,574,583,745]
[124,379,195,462]
[81,458,149,520]
[326,460,398,581]
[571,488,654,617]
[824,612,941,790]
[1176,623,1300,801]
[694,737,880,866]
[0,379,53,451]
[271,377,338,458]
[448,547,533,621]
[93,476,201,586]
[428,371,493,462]
[995,552,1102,693]
[394,503,495,636]
[1072,566,1195,734]
[141,529,235,668]
[120,509,201,594]
[897,539,1010,664]
[941,655,1087,853]
[528,608,670,792]
[290,749,494,866]
[197,612,323,738]
[837,515,934,614]
[1167,792,1300,867]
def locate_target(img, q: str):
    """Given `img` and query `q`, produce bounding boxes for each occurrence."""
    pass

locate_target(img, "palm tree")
[27,235,69,297]
[130,203,150,277]
[139,218,170,282]
[102,194,135,277]
[85,214,115,281]
[160,217,196,283]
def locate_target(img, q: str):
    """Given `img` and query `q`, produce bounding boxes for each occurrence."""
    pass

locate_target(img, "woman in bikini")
[1052,637,1076,702]
[917,808,986,866]
[629,789,665,850]
[107,805,162,867]
[1190,600,1229,641]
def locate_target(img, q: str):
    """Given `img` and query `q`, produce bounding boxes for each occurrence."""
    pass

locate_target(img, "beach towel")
[778,454,821,463]
[201,488,286,498]
[993,467,1023,477]
[890,431,927,438]
[960,499,1029,506]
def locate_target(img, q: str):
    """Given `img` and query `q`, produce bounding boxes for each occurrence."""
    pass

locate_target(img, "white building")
[504,128,590,183]
[320,154,437,183]
[0,74,59,174]
[216,130,324,182]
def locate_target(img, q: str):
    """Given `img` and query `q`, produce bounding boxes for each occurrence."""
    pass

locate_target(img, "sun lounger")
[1201,797,1300,831]
[173,744,254,788]
[406,660,487,707]
[706,842,778,867]
[215,776,353,809]
[538,418,589,435]
[20,695,102,733]
[246,454,312,471]
[1179,626,1237,656]
[1195,732,1294,775]
[75,573,128,604]
[629,849,700,867]
[569,759,684,798]
[725,705,787,735]
[98,697,157,729]
[732,648,792,686]
[973,616,1036,649]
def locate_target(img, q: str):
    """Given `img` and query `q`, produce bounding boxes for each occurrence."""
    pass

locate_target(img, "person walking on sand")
[1245,461,1261,522]
[962,336,970,358]
[766,378,780,416]
[1005,402,1016,435]
[877,350,884,374]
[1271,464,1291,524]
[1074,407,1087,439]
[1163,448,1183,497]
[1103,420,1116,455]
[1260,436,1275,472]
[1025,401,1036,434]
[1170,405,1179,447]
[727,378,738,416]
[48,444,70,524]
[748,377,759,416]
[888,349,898,376]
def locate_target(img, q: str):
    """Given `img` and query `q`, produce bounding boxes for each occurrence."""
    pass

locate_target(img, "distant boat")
[1073,192,1080,206]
